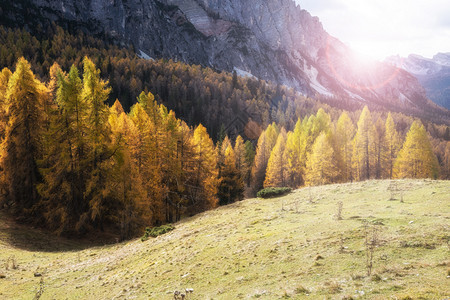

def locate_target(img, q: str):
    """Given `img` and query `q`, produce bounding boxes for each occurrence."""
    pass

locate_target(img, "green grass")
[0,179,449,299]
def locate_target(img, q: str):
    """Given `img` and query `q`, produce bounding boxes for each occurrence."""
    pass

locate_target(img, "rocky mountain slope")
[386,53,450,109]
[1,0,448,117]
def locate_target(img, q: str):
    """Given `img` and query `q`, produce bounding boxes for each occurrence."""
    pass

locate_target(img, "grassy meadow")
[0,179,449,299]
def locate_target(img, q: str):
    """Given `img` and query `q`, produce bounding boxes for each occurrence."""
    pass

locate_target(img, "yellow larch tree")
[264,128,288,187]
[284,118,304,187]
[218,144,244,205]
[1,58,47,214]
[352,106,375,181]
[191,124,219,212]
[335,112,355,182]
[393,121,439,179]
[373,116,388,179]
[385,112,401,179]
[251,123,279,192]
[305,132,339,186]
[109,103,147,239]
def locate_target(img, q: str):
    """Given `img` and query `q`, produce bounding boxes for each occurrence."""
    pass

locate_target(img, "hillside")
[1,179,449,299]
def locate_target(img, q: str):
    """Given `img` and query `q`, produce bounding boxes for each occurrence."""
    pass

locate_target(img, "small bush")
[399,240,435,249]
[257,187,291,198]
[141,224,174,241]
[295,285,309,294]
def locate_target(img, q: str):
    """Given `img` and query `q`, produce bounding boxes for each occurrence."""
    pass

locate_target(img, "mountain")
[386,53,450,109]
[1,0,448,119]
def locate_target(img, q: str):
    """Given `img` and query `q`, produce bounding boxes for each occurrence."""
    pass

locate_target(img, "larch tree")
[373,116,388,179]
[159,105,184,222]
[234,135,247,180]
[0,67,12,196]
[37,65,87,234]
[250,123,279,192]
[191,124,218,212]
[129,102,163,224]
[109,104,147,239]
[335,112,355,182]
[217,135,232,176]
[284,118,304,187]
[0,67,12,139]
[299,110,331,175]
[305,132,339,186]
[81,57,115,231]
[1,58,47,214]
[264,128,288,187]
[243,140,255,186]
[352,106,375,181]
[385,112,400,179]
[393,121,439,179]
[218,145,244,205]
[443,142,450,179]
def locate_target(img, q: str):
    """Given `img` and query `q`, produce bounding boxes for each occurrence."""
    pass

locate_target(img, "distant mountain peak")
[2,0,447,116]
[386,53,450,109]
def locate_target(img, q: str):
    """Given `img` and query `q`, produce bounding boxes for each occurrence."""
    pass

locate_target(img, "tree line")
[0,57,252,239]
[252,107,447,192]
[0,57,448,240]
[1,25,449,144]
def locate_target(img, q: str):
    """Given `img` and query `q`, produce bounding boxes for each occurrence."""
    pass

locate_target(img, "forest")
[0,25,449,240]
[0,56,449,240]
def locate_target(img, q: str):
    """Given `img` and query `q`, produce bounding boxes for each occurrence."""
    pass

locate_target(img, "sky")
[295,0,450,61]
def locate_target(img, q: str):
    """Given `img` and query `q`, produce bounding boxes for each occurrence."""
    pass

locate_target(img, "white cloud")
[296,0,450,59]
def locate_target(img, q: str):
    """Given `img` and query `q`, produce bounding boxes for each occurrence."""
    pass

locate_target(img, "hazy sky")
[296,0,450,60]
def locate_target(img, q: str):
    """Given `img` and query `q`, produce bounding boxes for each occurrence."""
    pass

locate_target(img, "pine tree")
[305,132,339,185]
[352,106,375,181]
[1,58,46,214]
[264,128,287,187]
[393,121,439,179]
[385,113,400,179]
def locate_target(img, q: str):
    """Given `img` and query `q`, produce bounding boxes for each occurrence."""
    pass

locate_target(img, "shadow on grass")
[0,210,117,252]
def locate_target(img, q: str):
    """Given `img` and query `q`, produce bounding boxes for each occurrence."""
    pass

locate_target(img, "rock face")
[386,53,450,109]
[2,0,447,115]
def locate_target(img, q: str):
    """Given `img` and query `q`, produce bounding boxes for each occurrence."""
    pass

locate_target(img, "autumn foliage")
[0,58,223,238]
[0,56,448,240]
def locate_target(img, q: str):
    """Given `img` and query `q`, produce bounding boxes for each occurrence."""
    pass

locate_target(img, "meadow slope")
[0,179,449,299]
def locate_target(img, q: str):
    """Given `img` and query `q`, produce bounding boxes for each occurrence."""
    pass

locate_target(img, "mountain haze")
[386,53,450,109]
[2,0,447,119]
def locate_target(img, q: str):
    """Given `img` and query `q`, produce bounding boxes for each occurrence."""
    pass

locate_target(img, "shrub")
[257,187,291,198]
[141,224,175,241]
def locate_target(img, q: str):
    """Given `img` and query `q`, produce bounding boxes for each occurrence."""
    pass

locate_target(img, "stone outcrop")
[2,0,448,116]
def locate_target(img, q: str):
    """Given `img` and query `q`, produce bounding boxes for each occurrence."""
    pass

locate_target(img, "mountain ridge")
[1,0,449,119]
[386,53,450,109]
